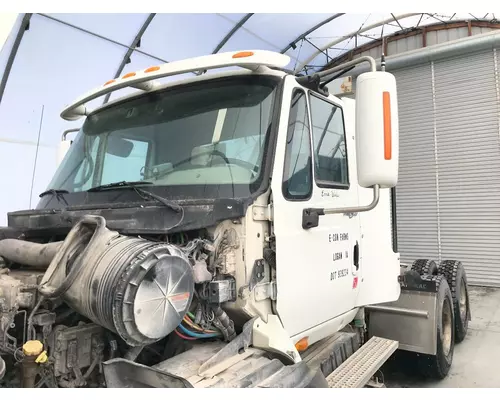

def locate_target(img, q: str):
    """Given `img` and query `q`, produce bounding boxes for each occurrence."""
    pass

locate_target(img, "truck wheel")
[438,260,470,343]
[0,355,5,381]
[417,275,455,379]
[411,259,438,276]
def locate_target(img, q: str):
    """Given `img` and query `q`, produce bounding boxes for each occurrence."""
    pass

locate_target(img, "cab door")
[271,76,361,338]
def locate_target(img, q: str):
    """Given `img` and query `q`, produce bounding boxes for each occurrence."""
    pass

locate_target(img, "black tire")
[0,355,5,380]
[411,259,439,276]
[416,274,455,379]
[438,260,470,343]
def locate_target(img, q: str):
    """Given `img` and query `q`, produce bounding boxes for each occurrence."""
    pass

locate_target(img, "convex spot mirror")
[106,136,134,158]
[57,129,134,170]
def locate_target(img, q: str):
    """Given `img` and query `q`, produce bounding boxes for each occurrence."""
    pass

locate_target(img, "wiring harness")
[174,305,236,342]
[174,311,221,341]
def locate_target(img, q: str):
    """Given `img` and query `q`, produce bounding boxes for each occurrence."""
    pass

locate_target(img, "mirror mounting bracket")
[62,128,80,141]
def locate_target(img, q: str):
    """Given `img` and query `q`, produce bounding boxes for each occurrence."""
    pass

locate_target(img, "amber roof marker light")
[232,51,254,58]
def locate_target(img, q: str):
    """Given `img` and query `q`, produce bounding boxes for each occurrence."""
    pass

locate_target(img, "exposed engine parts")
[200,278,237,304]
[38,216,195,346]
[0,269,44,354]
[0,215,245,387]
[48,324,106,387]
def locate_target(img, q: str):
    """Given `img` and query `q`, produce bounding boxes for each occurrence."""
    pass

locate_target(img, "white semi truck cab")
[0,50,470,388]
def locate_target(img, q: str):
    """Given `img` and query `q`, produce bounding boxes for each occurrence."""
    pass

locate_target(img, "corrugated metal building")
[327,21,500,287]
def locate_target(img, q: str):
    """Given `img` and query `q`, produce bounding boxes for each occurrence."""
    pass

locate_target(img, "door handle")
[353,241,359,270]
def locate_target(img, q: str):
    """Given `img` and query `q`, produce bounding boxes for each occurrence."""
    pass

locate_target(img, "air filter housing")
[39,216,194,346]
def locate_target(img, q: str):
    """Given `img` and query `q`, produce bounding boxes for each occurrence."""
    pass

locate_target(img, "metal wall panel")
[471,26,496,36]
[392,64,440,264]
[392,48,500,287]
[432,49,500,286]
[354,26,497,60]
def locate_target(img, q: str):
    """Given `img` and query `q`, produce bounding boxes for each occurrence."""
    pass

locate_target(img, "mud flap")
[365,271,441,355]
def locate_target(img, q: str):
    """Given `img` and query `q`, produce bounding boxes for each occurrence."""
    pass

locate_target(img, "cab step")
[325,336,398,388]
[302,331,359,377]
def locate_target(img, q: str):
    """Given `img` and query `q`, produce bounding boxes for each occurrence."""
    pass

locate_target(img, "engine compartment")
[0,214,254,388]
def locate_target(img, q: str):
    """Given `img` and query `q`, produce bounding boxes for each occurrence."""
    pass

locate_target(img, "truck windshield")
[47,76,279,198]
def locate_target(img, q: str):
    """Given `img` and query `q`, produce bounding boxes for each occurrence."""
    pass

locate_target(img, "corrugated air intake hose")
[38,215,195,346]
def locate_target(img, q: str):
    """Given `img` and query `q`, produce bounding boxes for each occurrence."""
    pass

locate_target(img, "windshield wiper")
[39,189,70,205]
[39,189,69,198]
[87,181,183,215]
[87,181,153,191]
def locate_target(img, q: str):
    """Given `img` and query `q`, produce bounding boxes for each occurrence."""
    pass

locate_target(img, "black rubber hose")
[0,239,63,267]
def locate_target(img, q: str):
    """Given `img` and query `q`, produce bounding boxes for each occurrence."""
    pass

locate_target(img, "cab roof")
[60,50,291,122]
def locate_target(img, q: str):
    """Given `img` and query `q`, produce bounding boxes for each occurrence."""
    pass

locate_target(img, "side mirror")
[57,128,79,167]
[355,71,399,189]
